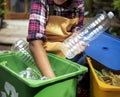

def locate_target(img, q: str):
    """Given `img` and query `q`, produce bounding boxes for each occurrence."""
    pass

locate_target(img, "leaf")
[113,0,120,11]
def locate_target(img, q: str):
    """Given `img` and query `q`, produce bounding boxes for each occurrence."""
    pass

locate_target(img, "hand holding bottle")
[61,11,114,59]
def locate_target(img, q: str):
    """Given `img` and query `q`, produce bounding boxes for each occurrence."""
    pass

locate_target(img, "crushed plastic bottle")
[19,67,41,80]
[61,11,114,59]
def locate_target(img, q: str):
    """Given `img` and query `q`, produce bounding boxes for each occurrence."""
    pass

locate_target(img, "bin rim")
[87,57,120,92]
[0,52,88,87]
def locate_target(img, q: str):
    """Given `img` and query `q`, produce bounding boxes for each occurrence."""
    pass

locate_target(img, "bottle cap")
[107,11,114,19]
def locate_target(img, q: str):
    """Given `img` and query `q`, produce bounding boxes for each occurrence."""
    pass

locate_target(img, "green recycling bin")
[0,52,87,97]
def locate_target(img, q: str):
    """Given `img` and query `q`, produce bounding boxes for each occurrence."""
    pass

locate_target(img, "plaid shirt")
[27,0,84,41]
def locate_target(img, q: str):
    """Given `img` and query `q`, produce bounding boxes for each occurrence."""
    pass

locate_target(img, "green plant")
[0,1,7,16]
[113,0,120,11]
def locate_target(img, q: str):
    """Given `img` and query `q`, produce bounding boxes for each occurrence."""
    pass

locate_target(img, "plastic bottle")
[11,39,42,80]
[61,11,114,59]
[11,39,33,67]
[11,40,52,80]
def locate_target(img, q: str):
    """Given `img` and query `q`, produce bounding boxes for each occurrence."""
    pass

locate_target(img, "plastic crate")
[0,52,87,97]
[87,57,120,97]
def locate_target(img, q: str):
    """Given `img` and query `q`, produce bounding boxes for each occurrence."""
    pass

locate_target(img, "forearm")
[29,40,55,78]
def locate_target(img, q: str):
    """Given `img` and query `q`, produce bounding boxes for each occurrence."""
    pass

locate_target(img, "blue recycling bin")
[85,32,120,71]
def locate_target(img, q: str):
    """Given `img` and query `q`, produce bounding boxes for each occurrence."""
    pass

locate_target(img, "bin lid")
[85,32,120,71]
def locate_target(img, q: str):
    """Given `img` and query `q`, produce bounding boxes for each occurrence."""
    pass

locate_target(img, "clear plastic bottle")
[61,11,114,59]
[11,39,33,67]
[11,39,42,80]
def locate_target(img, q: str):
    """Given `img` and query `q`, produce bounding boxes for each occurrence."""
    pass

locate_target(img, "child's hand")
[78,40,89,53]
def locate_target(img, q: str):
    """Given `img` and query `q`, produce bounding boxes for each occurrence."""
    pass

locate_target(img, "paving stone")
[0,20,29,44]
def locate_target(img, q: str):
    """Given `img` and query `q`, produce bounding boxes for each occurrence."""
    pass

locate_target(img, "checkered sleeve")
[27,0,48,42]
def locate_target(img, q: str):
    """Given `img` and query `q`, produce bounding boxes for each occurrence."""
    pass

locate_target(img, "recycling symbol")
[0,82,19,97]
